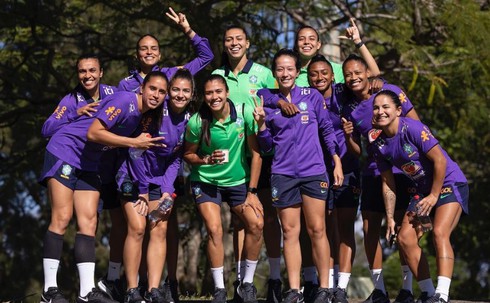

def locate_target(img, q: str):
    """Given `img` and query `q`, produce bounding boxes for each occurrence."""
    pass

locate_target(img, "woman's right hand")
[77,102,99,117]
[134,194,149,216]
[341,117,354,135]
[253,96,266,130]
[133,133,166,150]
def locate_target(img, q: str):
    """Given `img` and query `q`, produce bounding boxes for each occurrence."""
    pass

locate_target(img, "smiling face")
[204,79,229,113]
[274,54,300,91]
[343,60,370,94]
[308,61,334,93]
[223,28,250,61]
[169,78,193,113]
[140,75,168,112]
[373,94,402,129]
[296,27,321,60]
[77,58,103,94]
[137,35,161,69]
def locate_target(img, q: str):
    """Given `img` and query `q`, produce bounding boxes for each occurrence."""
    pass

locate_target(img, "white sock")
[236,261,242,281]
[268,257,281,280]
[435,276,451,301]
[243,259,259,284]
[43,258,60,291]
[211,266,225,289]
[107,261,121,281]
[77,262,96,297]
[303,266,318,284]
[370,269,386,294]
[329,268,335,288]
[337,272,351,289]
[334,264,339,286]
[418,278,435,296]
[401,265,413,292]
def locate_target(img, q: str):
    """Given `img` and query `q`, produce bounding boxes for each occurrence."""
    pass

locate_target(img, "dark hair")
[342,54,368,72]
[141,71,169,129]
[271,48,301,73]
[220,24,250,68]
[76,54,102,70]
[199,74,229,146]
[306,54,334,87]
[293,25,320,52]
[374,90,402,108]
[136,34,160,52]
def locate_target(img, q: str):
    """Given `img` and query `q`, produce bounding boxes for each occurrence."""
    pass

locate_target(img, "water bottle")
[148,193,176,229]
[408,194,433,232]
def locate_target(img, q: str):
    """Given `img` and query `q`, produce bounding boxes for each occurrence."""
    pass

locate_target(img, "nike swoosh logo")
[440,194,451,199]
[356,119,364,126]
[78,296,89,302]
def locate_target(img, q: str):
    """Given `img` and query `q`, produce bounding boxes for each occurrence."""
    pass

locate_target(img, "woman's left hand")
[241,194,264,218]
[166,7,190,32]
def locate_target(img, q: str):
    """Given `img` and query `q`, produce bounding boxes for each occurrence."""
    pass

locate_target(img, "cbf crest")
[271,187,279,202]
[298,102,308,111]
[60,164,72,179]
[236,117,244,128]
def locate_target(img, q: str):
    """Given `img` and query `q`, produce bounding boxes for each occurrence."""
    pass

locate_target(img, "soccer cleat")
[144,288,167,303]
[416,292,448,303]
[239,282,258,303]
[362,289,390,303]
[302,282,318,303]
[312,288,332,303]
[332,288,348,303]
[393,289,414,303]
[267,279,282,303]
[124,288,146,303]
[97,276,124,302]
[282,289,304,303]
[211,288,227,303]
[41,287,69,303]
[77,288,119,303]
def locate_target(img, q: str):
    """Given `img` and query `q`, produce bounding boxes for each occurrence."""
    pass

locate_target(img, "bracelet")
[355,41,364,49]
[185,28,193,36]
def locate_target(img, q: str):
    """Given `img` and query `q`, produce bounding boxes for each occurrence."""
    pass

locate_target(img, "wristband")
[247,187,258,194]
[185,28,193,36]
[355,41,364,49]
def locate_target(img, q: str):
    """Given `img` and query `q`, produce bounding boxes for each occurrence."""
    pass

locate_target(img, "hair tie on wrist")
[185,28,193,36]
[355,41,364,49]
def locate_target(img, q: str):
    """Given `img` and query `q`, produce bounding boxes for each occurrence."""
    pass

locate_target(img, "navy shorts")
[434,182,469,214]
[360,174,416,213]
[118,175,162,202]
[39,151,100,191]
[190,181,247,208]
[270,173,329,208]
[327,170,361,210]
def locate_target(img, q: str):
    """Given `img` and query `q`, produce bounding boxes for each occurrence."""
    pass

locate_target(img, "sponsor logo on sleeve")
[399,92,407,103]
[55,106,67,119]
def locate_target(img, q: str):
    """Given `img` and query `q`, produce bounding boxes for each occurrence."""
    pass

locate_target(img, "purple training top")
[257,86,338,178]
[118,102,190,195]
[41,84,117,138]
[341,83,414,176]
[371,117,467,194]
[117,34,214,92]
[46,91,145,172]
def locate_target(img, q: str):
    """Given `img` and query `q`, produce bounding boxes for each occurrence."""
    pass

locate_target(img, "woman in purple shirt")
[116,69,194,303]
[255,49,343,303]
[117,7,213,93]
[371,90,468,303]
[39,71,168,303]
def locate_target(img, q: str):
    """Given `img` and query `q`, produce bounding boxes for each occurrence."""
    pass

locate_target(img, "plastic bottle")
[409,194,433,232]
[148,193,176,229]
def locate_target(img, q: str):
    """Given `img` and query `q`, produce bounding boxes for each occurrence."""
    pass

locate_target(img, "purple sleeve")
[257,88,280,108]
[257,128,273,154]
[406,119,439,154]
[385,84,414,115]
[314,94,338,156]
[41,93,79,138]
[173,34,214,77]
[160,152,182,195]
[372,146,393,172]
